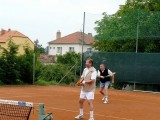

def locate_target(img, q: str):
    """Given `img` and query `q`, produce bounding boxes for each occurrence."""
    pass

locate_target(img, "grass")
[35,79,58,85]
[35,79,69,86]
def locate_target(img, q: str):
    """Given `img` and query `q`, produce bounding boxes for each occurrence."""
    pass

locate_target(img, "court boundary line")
[1,93,160,106]
[133,90,160,94]
[48,107,133,120]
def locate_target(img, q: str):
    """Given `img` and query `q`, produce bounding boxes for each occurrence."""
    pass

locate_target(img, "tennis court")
[0,85,159,120]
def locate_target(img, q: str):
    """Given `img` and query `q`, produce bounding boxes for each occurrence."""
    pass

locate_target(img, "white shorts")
[80,90,94,100]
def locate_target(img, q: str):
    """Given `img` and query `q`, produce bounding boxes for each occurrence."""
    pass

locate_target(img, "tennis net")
[0,99,33,120]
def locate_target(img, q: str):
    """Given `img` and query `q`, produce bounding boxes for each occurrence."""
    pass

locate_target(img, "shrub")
[57,52,81,76]
[37,63,75,84]
[35,79,58,85]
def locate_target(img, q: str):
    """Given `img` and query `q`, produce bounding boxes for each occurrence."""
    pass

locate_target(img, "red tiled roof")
[0,29,28,43]
[48,32,94,45]
[38,54,55,63]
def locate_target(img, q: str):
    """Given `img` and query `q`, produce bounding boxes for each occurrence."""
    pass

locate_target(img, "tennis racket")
[105,72,116,78]
[76,79,83,85]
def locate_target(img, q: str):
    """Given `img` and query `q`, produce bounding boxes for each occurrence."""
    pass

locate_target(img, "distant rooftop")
[48,31,94,45]
[0,29,28,43]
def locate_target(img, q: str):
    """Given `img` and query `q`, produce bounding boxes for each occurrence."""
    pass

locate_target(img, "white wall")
[48,44,94,55]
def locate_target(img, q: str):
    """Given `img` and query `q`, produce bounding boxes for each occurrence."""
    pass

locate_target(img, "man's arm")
[108,69,114,83]
[97,70,105,79]
[81,68,86,79]
[82,71,97,84]
[77,69,85,85]
[76,78,84,85]
[111,75,115,84]
[84,79,94,84]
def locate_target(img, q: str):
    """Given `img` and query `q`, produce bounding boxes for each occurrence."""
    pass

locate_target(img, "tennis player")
[75,58,97,120]
[97,64,114,104]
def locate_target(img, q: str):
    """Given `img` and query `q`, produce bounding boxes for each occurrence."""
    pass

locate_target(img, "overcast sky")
[0,0,126,47]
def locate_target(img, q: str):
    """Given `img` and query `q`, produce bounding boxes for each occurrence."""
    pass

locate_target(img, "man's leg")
[79,99,85,116]
[99,87,104,96]
[103,84,109,103]
[87,99,94,120]
[103,86,108,97]
[100,82,105,101]
[75,91,86,120]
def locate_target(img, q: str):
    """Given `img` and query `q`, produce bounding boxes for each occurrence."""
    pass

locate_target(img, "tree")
[0,39,35,84]
[57,52,81,75]
[120,0,160,12]
[34,39,45,54]
[0,39,20,84]
[18,46,34,84]
[94,0,160,52]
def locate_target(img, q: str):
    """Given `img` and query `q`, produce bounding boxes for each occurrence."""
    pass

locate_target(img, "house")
[0,29,34,55]
[48,31,95,55]
[38,54,55,63]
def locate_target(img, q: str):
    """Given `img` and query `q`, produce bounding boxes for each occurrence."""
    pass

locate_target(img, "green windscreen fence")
[83,52,160,85]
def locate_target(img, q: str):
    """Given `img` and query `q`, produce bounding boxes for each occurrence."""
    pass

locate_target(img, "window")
[69,47,74,52]
[50,47,52,49]
[57,47,62,54]
[53,47,55,49]
[87,48,92,52]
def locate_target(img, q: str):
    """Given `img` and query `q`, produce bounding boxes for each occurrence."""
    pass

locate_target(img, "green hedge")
[36,63,75,84]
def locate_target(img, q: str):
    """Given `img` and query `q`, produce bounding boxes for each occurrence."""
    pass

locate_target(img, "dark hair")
[86,58,93,66]
[100,64,105,67]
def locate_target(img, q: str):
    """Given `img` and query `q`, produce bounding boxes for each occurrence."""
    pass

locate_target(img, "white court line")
[133,90,160,94]
[111,98,160,106]
[1,93,159,106]
[0,94,62,99]
[48,107,133,120]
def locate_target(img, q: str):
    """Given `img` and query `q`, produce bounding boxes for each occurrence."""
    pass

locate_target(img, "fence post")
[80,12,85,75]
[134,82,136,90]
[33,53,35,85]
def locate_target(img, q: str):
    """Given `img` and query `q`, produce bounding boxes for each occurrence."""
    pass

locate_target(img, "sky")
[0,0,126,47]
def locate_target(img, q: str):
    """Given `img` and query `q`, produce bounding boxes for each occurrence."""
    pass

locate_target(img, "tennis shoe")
[75,114,84,119]
[104,98,109,104]
[104,100,108,104]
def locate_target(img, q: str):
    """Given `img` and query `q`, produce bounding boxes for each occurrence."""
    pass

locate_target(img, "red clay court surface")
[0,86,160,120]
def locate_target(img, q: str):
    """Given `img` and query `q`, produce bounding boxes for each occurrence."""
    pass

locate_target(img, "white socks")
[80,108,83,115]
[90,111,94,118]
[80,109,94,118]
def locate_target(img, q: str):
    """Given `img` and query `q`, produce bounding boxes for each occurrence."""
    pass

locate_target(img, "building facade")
[48,31,94,56]
[0,29,34,55]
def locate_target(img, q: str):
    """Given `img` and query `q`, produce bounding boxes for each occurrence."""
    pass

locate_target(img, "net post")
[39,103,45,120]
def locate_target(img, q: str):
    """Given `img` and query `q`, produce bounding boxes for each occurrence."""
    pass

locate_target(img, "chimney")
[1,29,6,35]
[88,33,92,37]
[56,30,61,39]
